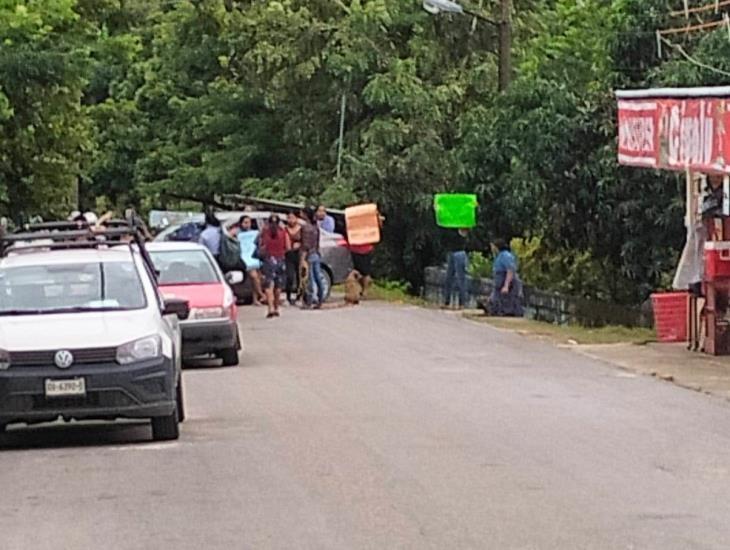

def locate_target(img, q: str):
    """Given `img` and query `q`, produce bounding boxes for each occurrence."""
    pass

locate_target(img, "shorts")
[351,252,373,277]
[262,257,286,289]
[246,258,262,272]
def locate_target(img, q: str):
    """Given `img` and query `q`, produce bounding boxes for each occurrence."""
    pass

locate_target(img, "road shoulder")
[463,313,730,402]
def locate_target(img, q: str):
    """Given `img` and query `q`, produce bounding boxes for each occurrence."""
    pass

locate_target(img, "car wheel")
[220,348,240,367]
[176,380,186,423]
[151,407,180,441]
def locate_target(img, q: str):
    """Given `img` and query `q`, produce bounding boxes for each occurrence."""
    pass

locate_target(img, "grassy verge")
[367,281,427,306]
[465,314,656,345]
[333,280,427,306]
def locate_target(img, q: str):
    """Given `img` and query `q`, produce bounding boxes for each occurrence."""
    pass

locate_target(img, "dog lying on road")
[345,270,363,305]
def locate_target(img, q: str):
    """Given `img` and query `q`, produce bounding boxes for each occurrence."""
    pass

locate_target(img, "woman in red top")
[259,214,291,318]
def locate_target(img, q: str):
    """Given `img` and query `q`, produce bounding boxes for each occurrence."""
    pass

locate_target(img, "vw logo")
[54,350,74,369]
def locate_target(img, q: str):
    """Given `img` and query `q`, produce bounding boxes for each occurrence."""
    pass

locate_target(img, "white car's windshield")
[0,261,147,315]
[151,250,220,285]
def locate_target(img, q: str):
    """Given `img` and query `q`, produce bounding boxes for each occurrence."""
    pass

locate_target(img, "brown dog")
[344,270,363,305]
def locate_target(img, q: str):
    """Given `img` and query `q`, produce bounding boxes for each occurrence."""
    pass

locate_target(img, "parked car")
[148,242,242,366]
[154,211,352,303]
[0,225,188,441]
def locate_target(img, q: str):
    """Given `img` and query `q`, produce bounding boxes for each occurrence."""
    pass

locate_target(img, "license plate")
[45,378,86,398]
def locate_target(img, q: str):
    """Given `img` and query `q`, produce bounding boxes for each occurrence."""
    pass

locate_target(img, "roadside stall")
[616,86,730,355]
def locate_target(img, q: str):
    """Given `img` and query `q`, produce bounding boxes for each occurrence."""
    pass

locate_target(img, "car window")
[0,261,147,315]
[150,250,220,285]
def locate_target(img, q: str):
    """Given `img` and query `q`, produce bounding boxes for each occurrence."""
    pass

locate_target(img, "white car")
[0,234,188,441]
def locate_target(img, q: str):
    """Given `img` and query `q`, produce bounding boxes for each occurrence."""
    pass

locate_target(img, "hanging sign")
[616,87,730,174]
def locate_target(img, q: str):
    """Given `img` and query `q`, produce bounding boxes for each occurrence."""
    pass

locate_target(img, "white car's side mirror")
[226,271,244,285]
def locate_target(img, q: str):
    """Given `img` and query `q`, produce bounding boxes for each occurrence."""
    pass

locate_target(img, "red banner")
[617,96,730,174]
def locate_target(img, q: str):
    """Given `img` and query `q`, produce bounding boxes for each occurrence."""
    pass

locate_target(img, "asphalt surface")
[2,302,730,549]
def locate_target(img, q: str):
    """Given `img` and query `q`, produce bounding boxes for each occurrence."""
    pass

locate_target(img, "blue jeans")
[307,252,325,305]
[444,251,468,307]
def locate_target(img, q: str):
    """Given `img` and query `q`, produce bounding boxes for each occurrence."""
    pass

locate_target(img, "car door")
[140,254,183,375]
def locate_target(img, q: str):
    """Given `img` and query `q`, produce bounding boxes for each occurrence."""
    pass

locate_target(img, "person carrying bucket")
[442,228,470,310]
[433,193,478,310]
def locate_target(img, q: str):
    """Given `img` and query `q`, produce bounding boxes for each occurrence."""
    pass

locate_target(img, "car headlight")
[116,335,162,365]
[0,349,9,370]
[189,306,229,320]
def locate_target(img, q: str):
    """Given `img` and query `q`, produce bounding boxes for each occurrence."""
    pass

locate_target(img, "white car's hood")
[0,309,160,351]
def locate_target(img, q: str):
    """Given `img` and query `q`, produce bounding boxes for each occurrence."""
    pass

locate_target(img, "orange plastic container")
[345,204,381,246]
[651,292,688,343]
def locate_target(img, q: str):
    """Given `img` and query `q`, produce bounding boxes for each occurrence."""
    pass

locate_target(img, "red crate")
[705,241,730,280]
[651,292,688,343]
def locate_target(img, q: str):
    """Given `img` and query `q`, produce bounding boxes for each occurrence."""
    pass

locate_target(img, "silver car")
[154,211,352,303]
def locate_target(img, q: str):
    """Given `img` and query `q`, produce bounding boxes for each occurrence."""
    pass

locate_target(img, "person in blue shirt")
[488,238,523,317]
[237,215,266,305]
[316,205,336,233]
[199,212,221,259]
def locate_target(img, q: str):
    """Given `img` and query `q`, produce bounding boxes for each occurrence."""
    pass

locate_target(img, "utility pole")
[498,0,512,92]
[423,0,512,92]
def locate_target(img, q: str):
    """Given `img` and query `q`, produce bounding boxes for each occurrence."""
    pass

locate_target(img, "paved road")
[2,303,730,549]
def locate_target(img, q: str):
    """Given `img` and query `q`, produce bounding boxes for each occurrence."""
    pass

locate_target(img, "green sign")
[434,194,478,228]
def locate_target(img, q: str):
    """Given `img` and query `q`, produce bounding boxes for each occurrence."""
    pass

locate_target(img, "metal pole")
[336,92,347,179]
[75,176,80,211]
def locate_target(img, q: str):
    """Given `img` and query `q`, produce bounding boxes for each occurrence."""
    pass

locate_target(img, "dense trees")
[0,0,725,303]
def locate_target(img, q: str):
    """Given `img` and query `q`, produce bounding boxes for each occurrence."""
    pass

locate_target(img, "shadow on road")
[183,358,225,370]
[0,420,153,451]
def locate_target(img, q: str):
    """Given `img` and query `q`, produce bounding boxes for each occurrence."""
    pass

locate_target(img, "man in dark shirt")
[443,228,470,309]
[300,207,326,308]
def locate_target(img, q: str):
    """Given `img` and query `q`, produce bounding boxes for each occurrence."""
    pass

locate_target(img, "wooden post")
[498,0,512,91]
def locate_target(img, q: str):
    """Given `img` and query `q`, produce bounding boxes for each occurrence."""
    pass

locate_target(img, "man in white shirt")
[316,205,335,233]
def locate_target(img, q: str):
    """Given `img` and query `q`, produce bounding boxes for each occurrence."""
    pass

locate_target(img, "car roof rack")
[0,216,158,281]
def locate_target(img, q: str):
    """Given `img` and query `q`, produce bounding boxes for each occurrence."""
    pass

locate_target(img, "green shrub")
[468,251,493,279]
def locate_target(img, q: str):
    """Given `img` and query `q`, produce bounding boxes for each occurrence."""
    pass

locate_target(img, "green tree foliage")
[0,0,92,219]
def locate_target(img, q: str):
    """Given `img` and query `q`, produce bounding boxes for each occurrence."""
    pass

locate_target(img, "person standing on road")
[301,207,325,309]
[488,238,524,317]
[259,214,291,318]
[443,228,470,310]
[238,216,266,305]
[316,205,336,234]
[285,211,302,305]
[348,211,382,300]
[199,212,222,262]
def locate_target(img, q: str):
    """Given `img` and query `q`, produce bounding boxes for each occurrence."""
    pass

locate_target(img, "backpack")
[219,229,242,271]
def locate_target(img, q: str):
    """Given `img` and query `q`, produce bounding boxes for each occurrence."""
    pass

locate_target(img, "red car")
[148,242,243,366]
